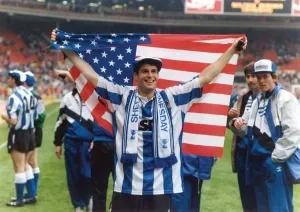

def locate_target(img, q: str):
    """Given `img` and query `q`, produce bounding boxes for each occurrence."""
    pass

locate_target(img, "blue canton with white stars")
[51,30,151,85]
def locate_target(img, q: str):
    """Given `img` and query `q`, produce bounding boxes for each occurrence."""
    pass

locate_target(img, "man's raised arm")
[51,29,98,87]
[199,37,247,88]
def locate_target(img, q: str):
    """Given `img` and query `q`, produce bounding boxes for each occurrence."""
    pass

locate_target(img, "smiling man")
[51,29,246,212]
[232,59,300,212]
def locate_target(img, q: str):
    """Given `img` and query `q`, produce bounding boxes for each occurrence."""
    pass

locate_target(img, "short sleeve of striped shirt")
[95,76,129,112]
[164,76,202,113]
[6,95,22,119]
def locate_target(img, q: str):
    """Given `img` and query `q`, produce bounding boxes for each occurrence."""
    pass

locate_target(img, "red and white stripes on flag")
[67,34,243,158]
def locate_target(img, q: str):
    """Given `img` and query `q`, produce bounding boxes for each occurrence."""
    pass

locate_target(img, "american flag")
[52,30,243,158]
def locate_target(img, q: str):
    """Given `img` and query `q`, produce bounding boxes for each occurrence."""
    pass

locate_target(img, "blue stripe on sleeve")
[8,97,14,111]
[173,87,202,106]
[95,87,123,105]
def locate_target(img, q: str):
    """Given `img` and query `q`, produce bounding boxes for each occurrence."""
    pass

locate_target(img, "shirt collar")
[137,93,154,105]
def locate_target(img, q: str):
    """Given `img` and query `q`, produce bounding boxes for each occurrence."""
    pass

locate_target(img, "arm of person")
[33,96,38,121]
[228,99,240,119]
[51,29,98,87]
[54,69,74,82]
[199,37,247,88]
[227,95,241,120]
[1,113,17,125]
[272,96,300,162]
[164,76,203,113]
[51,29,126,112]
[53,95,67,148]
[32,91,47,126]
[229,97,255,137]
[62,50,98,87]
[3,96,21,126]
[227,97,241,129]
[55,146,63,159]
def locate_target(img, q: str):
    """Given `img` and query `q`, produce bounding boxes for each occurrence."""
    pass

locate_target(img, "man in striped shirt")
[24,71,46,198]
[1,70,37,207]
[228,62,260,212]
[52,29,246,211]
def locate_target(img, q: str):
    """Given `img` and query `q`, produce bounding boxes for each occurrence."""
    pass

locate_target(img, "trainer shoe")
[6,200,24,207]
[86,198,93,212]
[24,197,37,205]
[75,207,83,212]
[11,193,38,201]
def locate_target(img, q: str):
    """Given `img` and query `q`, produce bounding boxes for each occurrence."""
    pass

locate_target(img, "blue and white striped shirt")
[6,86,36,130]
[96,76,202,195]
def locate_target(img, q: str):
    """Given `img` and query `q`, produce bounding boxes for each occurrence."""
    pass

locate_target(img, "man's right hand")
[233,118,247,131]
[55,146,62,159]
[228,108,240,118]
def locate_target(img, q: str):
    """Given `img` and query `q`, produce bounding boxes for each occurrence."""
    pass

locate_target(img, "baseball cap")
[8,70,26,82]
[25,71,36,87]
[134,57,163,72]
[253,59,277,74]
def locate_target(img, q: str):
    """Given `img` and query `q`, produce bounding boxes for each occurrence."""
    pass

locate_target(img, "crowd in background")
[0,24,300,100]
[0,27,73,100]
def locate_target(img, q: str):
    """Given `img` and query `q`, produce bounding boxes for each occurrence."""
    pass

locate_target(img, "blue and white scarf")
[121,89,177,168]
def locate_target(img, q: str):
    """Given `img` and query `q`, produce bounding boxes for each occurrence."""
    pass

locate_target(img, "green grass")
[0,102,299,211]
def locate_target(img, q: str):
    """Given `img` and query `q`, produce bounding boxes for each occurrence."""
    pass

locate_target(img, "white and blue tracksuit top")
[95,76,202,195]
[54,90,94,146]
[238,85,300,161]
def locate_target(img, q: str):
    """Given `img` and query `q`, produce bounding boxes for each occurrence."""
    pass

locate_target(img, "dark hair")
[134,59,161,74]
[271,73,277,78]
[9,75,23,86]
[15,78,23,86]
[243,62,255,76]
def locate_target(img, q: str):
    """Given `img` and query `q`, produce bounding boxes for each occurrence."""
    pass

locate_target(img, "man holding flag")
[51,29,246,211]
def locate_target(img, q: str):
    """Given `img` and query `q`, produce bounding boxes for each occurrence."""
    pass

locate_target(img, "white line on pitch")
[0,141,7,149]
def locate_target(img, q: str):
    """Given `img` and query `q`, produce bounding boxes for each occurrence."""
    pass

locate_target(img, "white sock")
[15,173,26,184]
[26,168,34,181]
[33,167,40,174]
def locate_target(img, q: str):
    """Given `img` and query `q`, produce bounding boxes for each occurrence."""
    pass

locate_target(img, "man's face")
[245,73,259,91]
[7,76,15,88]
[256,72,277,93]
[134,64,159,95]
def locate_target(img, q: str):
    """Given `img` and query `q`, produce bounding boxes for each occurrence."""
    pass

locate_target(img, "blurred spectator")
[0,26,73,99]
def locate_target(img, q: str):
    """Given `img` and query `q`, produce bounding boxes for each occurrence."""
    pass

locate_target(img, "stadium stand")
[0,24,73,101]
